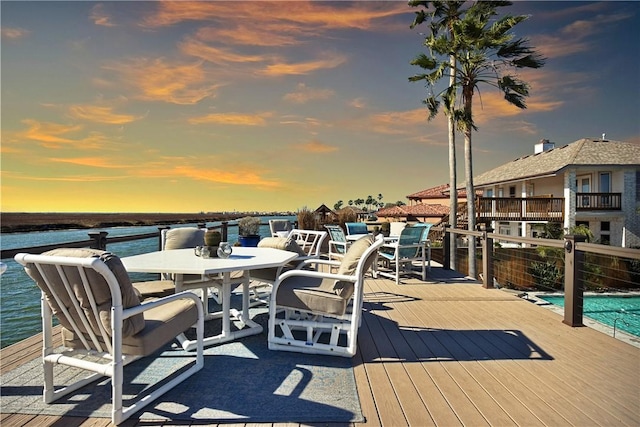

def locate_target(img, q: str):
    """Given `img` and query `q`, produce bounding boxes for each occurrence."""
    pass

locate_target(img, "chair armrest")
[276,268,357,285]
[297,258,341,269]
[122,291,203,319]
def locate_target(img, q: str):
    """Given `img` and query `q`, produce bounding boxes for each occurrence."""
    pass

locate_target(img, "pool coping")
[514,291,640,349]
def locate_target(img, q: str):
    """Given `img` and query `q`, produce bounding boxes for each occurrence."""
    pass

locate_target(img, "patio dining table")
[122,247,298,351]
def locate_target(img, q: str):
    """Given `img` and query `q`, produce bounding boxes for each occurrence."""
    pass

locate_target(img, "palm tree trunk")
[448,54,457,270]
[463,86,476,278]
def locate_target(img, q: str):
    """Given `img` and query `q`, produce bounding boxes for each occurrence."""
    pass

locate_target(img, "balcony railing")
[477,197,564,222]
[576,192,622,210]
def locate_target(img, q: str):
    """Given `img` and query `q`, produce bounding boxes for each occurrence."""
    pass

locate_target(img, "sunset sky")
[2,1,639,213]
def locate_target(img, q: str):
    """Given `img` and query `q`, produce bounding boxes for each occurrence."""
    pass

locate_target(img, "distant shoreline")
[0,212,258,233]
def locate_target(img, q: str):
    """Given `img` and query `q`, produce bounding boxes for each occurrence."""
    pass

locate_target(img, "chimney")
[534,139,555,154]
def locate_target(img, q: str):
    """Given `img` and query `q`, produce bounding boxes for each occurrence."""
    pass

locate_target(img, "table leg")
[179,270,263,351]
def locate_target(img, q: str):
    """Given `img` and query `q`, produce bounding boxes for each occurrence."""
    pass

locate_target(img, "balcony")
[576,192,622,211]
[477,197,564,222]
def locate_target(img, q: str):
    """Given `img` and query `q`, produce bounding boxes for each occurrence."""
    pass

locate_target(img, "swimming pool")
[539,295,640,337]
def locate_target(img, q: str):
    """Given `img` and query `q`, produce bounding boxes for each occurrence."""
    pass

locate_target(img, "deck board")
[1,265,639,427]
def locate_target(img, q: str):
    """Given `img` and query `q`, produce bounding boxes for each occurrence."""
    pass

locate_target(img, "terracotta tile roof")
[377,203,449,218]
[473,138,640,187]
[407,183,469,199]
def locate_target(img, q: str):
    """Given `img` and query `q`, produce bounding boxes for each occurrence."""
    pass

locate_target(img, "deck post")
[88,231,108,250]
[221,221,229,242]
[563,234,586,327]
[443,225,451,270]
[480,224,494,288]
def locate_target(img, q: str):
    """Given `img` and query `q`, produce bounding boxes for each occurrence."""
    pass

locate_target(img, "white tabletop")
[122,247,298,276]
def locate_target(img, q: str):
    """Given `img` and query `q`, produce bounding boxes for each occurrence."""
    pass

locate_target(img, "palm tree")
[410,1,544,277]
[410,0,466,273]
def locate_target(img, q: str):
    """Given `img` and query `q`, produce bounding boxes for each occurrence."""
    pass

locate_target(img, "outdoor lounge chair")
[325,224,349,263]
[345,222,369,239]
[249,229,328,304]
[389,221,407,238]
[14,248,204,425]
[269,219,293,237]
[268,234,383,357]
[377,226,428,284]
[159,227,242,306]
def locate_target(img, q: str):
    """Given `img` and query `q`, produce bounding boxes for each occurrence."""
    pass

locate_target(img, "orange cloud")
[188,112,273,126]
[283,83,334,104]
[103,58,221,104]
[19,120,82,146]
[142,1,408,31]
[179,37,271,64]
[67,104,143,124]
[366,108,428,135]
[49,157,126,168]
[257,53,347,76]
[1,27,29,40]
[14,119,113,150]
[295,140,339,153]
[171,165,281,189]
[90,4,117,27]
[532,11,633,59]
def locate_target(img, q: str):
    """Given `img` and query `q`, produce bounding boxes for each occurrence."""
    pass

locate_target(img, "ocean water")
[0,216,293,348]
[539,295,640,337]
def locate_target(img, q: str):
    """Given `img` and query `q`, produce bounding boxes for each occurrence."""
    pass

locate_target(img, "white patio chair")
[377,226,428,284]
[269,219,293,237]
[159,227,242,307]
[268,234,383,357]
[14,248,204,425]
[389,221,407,238]
[249,230,328,305]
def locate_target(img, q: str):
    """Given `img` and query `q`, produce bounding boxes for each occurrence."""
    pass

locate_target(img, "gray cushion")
[335,235,375,299]
[276,276,350,316]
[62,296,198,356]
[275,236,376,316]
[258,236,306,256]
[24,248,145,341]
[164,228,204,250]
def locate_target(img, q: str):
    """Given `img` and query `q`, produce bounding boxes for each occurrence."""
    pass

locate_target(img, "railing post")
[158,226,170,251]
[563,234,586,327]
[221,221,229,242]
[88,231,108,250]
[480,224,494,288]
[443,225,451,270]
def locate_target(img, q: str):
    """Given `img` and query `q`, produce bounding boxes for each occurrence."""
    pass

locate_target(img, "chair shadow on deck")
[359,307,553,363]
[1,313,362,424]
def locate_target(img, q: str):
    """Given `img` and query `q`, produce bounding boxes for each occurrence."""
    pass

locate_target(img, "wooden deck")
[2,265,639,426]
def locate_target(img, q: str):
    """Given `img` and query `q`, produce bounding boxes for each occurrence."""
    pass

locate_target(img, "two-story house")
[472,138,640,247]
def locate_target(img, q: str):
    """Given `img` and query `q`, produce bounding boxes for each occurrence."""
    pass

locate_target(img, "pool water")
[539,295,640,337]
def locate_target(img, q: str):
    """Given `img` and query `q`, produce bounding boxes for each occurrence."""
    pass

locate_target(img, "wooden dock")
[2,266,639,426]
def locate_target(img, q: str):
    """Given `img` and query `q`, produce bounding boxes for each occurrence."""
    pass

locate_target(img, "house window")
[498,188,504,197]
[576,176,591,191]
[498,222,511,235]
[486,189,493,197]
[526,184,534,197]
[599,172,611,192]
[600,221,611,245]
[576,176,591,207]
[509,186,516,198]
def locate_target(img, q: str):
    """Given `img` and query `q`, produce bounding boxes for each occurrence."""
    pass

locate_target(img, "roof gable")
[473,138,640,187]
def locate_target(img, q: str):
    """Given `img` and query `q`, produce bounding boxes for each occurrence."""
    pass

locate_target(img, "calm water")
[0,216,293,348]
[539,295,640,337]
